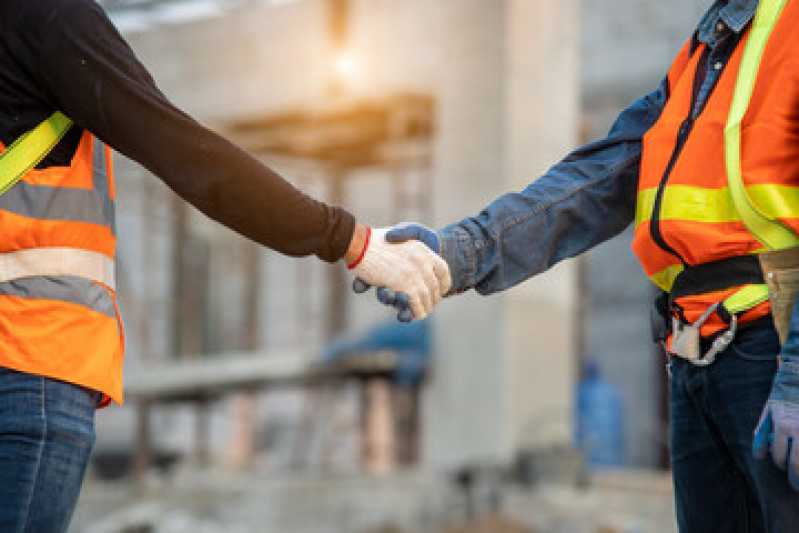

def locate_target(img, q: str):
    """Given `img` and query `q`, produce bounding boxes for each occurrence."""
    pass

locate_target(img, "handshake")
[348,223,450,322]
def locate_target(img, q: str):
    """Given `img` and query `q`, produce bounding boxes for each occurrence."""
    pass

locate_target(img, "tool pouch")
[760,246,799,344]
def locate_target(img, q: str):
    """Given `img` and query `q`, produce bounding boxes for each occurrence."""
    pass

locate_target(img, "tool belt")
[651,250,799,365]
[760,246,799,344]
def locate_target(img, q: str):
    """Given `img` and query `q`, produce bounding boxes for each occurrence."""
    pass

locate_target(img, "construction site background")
[71,1,714,532]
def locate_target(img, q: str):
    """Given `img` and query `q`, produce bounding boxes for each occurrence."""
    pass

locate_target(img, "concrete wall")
[107,0,581,467]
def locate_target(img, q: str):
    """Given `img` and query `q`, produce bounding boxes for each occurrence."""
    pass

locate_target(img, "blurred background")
[71,1,714,532]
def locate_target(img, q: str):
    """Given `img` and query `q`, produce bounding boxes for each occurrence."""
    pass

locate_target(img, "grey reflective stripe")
[0,276,116,318]
[0,182,110,226]
[92,139,116,234]
[0,137,115,229]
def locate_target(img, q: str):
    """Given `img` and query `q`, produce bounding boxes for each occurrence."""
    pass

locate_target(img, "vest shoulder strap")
[0,112,73,196]
[725,0,799,250]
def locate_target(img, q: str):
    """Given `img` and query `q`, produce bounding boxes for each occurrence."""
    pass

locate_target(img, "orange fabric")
[0,210,116,257]
[22,132,96,189]
[633,5,799,337]
[0,294,123,404]
[105,143,116,200]
[652,220,763,266]
[0,127,123,404]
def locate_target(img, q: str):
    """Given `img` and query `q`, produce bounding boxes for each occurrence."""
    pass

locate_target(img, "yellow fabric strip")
[635,188,658,226]
[722,284,770,315]
[636,184,799,226]
[0,112,73,196]
[650,263,685,292]
[724,0,797,250]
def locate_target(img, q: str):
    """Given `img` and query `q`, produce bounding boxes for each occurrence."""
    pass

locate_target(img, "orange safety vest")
[632,1,799,339]
[0,127,124,405]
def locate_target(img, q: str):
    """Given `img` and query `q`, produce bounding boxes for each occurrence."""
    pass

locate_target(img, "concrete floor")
[69,468,675,533]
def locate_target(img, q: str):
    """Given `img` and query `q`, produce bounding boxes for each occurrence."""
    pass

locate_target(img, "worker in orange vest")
[0,1,449,530]
[360,0,799,530]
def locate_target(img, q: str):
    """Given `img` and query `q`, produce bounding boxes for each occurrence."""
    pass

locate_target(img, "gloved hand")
[353,223,445,322]
[349,226,451,320]
[753,355,799,491]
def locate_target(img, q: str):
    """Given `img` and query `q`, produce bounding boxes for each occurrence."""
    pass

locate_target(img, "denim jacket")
[440,0,757,296]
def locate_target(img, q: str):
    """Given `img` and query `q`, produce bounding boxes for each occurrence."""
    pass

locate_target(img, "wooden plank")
[125,351,399,403]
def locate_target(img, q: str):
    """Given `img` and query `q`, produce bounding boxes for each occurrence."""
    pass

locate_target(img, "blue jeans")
[670,321,799,533]
[0,367,98,533]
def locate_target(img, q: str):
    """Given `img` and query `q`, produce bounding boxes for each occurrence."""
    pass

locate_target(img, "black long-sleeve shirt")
[0,0,355,262]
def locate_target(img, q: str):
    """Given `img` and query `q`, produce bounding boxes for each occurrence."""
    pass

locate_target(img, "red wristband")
[347,226,372,270]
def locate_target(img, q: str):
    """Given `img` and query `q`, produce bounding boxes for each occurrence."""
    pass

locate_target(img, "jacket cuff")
[438,224,477,295]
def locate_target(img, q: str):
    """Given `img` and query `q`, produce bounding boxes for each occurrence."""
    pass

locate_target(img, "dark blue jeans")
[670,321,799,533]
[0,367,98,533]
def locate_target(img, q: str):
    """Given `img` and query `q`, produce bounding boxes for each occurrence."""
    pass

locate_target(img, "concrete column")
[426,0,580,466]
[502,0,580,452]
[424,0,509,467]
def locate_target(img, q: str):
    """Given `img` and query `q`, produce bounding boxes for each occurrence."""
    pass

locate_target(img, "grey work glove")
[353,223,446,322]
[349,226,451,320]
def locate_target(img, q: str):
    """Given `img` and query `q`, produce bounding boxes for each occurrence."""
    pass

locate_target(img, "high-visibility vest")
[632,0,799,339]
[0,114,123,405]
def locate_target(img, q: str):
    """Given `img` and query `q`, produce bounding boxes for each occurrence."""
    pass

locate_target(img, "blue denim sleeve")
[439,79,669,295]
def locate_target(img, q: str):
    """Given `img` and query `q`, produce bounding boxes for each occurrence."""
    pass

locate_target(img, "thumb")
[753,408,775,460]
[386,223,440,252]
[398,308,414,323]
[385,224,423,244]
[352,278,372,294]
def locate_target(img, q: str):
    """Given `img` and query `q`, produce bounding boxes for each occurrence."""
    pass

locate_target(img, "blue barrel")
[575,359,625,468]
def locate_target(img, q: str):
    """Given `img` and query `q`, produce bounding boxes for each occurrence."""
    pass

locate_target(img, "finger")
[788,437,799,492]
[386,224,440,252]
[353,278,371,294]
[754,410,774,460]
[417,282,433,317]
[394,292,410,310]
[377,287,397,306]
[385,224,420,244]
[420,263,441,306]
[407,245,438,311]
[772,426,790,470]
[432,255,452,296]
[407,288,428,321]
[398,308,414,323]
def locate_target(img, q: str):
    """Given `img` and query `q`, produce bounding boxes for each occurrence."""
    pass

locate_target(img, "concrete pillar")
[502,0,580,451]
[426,0,580,466]
[424,0,509,467]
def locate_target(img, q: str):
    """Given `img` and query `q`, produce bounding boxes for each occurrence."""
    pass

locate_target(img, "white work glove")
[349,227,451,320]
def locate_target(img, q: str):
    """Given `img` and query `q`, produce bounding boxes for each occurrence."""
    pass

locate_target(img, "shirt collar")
[697,0,758,44]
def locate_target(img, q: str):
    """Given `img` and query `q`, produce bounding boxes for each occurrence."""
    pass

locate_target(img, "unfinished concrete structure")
[96,0,716,473]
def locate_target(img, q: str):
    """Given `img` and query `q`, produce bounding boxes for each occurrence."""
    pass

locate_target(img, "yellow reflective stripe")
[635,188,657,227]
[722,284,770,315]
[636,184,799,226]
[725,0,798,250]
[650,263,685,292]
[637,185,746,225]
[0,112,73,196]
[660,186,738,224]
[747,185,799,221]
[637,185,738,225]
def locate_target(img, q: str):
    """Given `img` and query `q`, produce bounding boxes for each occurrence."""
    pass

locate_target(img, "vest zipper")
[649,117,693,264]
[650,47,713,265]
